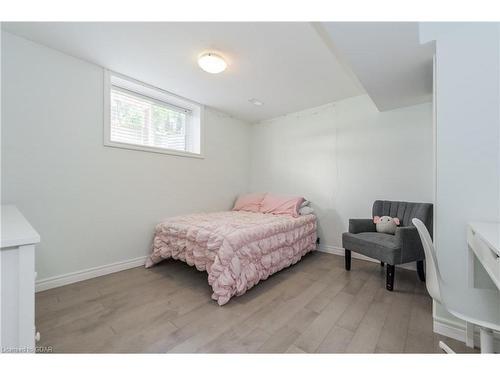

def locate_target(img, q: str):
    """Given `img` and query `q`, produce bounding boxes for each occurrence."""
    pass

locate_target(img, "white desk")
[468,222,500,290]
[1,205,40,353]
[463,222,500,350]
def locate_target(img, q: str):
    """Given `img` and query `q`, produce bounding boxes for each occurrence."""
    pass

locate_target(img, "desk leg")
[480,328,494,353]
[467,245,475,288]
[465,322,474,348]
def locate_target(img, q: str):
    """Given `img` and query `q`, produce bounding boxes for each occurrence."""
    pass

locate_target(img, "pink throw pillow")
[260,193,305,218]
[232,193,266,212]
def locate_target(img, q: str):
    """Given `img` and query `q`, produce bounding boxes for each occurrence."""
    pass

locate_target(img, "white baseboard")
[318,244,416,271]
[433,318,469,342]
[433,318,500,351]
[35,255,148,292]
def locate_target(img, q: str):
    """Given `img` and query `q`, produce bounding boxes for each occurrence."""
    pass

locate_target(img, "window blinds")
[110,87,190,152]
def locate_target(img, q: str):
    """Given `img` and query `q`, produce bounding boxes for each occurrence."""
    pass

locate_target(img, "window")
[104,71,203,157]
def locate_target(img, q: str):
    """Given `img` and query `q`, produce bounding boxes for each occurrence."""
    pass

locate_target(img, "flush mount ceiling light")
[249,98,264,106]
[198,52,227,74]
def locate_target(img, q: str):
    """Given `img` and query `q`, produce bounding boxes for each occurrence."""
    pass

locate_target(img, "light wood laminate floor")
[35,252,477,353]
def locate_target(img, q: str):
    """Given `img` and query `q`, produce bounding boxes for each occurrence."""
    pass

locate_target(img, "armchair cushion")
[348,219,376,234]
[342,232,402,264]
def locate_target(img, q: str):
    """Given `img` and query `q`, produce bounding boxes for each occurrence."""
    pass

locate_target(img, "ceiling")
[320,22,434,111]
[2,22,365,123]
[2,22,433,122]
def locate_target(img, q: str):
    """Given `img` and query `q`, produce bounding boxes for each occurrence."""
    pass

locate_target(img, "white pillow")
[300,200,310,208]
[299,206,314,215]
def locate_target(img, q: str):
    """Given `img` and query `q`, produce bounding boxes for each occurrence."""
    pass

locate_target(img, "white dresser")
[1,205,40,353]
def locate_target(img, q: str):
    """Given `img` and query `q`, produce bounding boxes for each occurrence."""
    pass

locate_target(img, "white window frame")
[103,70,205,159]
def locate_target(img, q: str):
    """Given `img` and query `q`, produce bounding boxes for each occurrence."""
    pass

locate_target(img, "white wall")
[420,23,500,333]
[1,31,434,286]
[250,95,433,250]
[1,32,251,280]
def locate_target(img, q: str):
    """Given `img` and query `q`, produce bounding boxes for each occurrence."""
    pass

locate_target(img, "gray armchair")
[342,200,433,291]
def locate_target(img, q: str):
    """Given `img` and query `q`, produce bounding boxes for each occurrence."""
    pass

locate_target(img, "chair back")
[412,218,442,303]
[373,200,433,237]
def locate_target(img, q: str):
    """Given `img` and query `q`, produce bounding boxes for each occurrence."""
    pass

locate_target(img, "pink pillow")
[232,193,266,212]
[260,193,305,218]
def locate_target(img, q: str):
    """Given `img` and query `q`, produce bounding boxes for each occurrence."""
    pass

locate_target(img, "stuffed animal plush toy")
[373,216,400,234]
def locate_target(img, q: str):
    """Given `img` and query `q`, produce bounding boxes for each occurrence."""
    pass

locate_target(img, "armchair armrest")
[349,219,376,234]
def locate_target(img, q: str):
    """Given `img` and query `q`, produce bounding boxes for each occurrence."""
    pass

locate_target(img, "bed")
[145,210,317,305]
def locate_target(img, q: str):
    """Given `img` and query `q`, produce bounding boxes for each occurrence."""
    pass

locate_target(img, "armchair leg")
[417,260,425,282]
[345,249,351,271]
[386,265,395,291]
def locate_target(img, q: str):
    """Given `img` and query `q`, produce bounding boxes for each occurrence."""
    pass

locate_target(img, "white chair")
[412,218,499,354]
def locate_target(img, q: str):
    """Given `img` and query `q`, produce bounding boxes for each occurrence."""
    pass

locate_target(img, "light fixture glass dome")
[198,53,227,74]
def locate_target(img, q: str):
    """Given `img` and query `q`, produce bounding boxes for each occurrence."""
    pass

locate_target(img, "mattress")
[145,211,317,305]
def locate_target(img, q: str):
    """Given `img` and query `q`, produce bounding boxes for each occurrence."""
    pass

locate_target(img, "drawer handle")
[486,245,500,259]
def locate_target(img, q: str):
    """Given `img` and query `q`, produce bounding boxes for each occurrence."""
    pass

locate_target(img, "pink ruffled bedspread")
[145,211,317,305]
